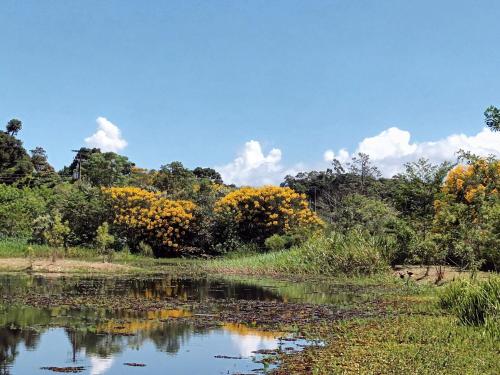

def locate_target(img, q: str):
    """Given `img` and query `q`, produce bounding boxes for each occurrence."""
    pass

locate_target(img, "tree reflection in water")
[0,328,40,375]
[0,304,212,373]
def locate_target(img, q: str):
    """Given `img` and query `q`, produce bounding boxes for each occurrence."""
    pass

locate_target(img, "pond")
[0,274,359,375]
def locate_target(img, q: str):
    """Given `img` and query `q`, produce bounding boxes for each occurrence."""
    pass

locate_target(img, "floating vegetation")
[40,367,85,373]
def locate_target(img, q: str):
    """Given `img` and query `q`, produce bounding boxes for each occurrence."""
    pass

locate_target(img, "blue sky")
[1,1,499,184]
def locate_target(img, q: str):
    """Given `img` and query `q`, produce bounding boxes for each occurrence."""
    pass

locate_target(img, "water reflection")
[0,274,285,303]
[0,306,298,375]
[0,274,344,374]
[0,273,372,307]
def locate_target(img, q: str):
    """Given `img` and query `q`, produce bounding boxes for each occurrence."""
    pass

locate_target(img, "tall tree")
[83,152,134,187]
[347,153,381,193]
[6,119,22,136]
[484,105,500,132]
[193,167,223,184]
[153,161,196,198]
[29,147,60,187]
[0,124,33,185]
[393,158,452,222]
[30,147,52,173]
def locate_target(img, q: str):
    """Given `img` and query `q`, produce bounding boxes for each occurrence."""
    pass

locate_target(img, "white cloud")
[85,117,128,152]
[324,127,500,177]
[357,127,417,160]
[216,140,285,186]
[89,355,114,375]
[217,127,500,186]
[229,333,277,357]
[323,148,349,163]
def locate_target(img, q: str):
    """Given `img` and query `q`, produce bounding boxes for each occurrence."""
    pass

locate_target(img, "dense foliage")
[434,157,500,270]
[104,187,196,255]
[0,109,498,269]
[214,186,323,244]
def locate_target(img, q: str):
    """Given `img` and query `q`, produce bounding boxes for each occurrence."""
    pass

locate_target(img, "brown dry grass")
[0,258,136,273]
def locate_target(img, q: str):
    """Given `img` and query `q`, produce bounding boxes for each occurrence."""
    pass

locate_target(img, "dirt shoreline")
[0,258,137,273]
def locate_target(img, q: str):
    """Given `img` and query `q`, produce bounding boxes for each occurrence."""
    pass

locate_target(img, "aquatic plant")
[439,277,499,333]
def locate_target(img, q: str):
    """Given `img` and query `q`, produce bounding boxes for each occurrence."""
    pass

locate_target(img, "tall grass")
[208,231,388,276]
[0,237,99,258]
[0,237,144,263]
[439,277,499,335]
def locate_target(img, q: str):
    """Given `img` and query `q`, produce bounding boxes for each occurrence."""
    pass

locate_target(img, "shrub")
[0,184,47,238]
[103,187,196,255]
[95,222,115,262]
[49,183,111,246]
[214,186,323,244]
[264,234,289,252]
[439,278,500,331]
[39,212,70,249]
[434,157,500,270]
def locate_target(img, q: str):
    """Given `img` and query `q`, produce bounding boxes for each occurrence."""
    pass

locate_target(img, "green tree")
[35,212,71,262]
[0,185,47,238]
[0,124,33,185]
[347,153,381,192]
[485,105,500,132]
[282,153,385,223]
[336,194,399,235]
[83,152,134,187]
[30,147,53,174]
[392,159,452,229]
[192,167,223,184]
[29,147,60,187]
[95,222,115,262]
[6,119,22,136]
[49,182,111,246]
[153,161,196,198]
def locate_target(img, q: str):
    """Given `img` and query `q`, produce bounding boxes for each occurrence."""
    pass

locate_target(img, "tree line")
[0,107,498,270]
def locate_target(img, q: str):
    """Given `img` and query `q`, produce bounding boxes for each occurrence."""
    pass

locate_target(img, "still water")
[0,275,338,375]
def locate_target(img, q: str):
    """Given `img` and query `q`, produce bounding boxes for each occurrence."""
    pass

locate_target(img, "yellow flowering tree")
[433,156,500,270]
[214,185,323,244]
[103,187,196,255]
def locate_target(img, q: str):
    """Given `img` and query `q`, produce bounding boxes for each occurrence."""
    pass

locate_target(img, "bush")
[439,278,500,332]
[434,158,500,270]
[0,184,47,238]
[264,230,310,252]
[265,234,289,252]
[103,187,196,256]
[49,183,111,246]
[214,186,323,244]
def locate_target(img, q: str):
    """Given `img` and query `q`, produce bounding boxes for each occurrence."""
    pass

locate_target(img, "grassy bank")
[207,232,388,277]
[0,232,389,277]
[0,238,206,274]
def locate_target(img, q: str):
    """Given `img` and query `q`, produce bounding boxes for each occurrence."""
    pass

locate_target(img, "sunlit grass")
[276,288,500,375]
[207,231,389,276]
[439,276,499,337]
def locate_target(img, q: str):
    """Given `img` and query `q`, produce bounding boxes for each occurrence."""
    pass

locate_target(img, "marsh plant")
[96,222,115,262]
[439,277,500,336]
